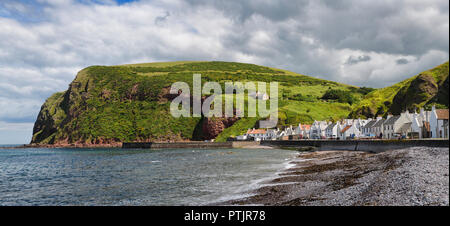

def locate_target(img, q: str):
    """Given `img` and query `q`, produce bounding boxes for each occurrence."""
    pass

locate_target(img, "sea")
[0,145,297,206]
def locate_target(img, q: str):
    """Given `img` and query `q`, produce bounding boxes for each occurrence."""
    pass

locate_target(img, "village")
[236,105,449,141]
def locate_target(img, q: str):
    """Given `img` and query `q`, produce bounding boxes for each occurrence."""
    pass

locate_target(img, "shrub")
[321,89,357,105]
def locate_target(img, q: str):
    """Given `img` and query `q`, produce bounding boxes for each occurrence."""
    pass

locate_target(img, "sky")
[0,0,449,144]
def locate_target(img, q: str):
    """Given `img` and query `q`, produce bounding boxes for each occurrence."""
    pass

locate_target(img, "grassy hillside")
[350,62,449,118]
[32,61,366,144]
[32,61,448,144]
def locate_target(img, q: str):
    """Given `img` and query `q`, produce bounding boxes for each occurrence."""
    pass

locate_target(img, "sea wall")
[122,141,233,149]
[261,139,449,153]
[122,141,262,149]
[123,139,448,152]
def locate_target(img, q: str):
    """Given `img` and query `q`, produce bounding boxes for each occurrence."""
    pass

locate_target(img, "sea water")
[0,146,297,205]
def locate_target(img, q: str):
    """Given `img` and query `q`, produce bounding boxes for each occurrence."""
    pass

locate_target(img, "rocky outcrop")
[31,93,61,144]
[389,73,439,114]
[432,75,449,107]
[201,115,240,140]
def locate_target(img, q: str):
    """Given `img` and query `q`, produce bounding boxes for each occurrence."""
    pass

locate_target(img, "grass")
[32,60,448,144]
[279,100,352,125]
[120,61,204,67]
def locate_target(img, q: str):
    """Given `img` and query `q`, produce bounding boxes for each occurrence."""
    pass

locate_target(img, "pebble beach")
[223,147,449,206]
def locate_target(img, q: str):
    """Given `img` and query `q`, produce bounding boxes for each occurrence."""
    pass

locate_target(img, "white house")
[249,91,269,100]
[266,128,280,140]
[284,125,295,136]
[361,119,376,138]
[383,111,413,139]
[410,112,423,139]
[310,120,328,139]
[294,123,302,135]
[353,118,370,133]
[429,106,449,138]
[340,124,360,140]
[325,122,340,139]
[301,124,311,139]
[371,118,385,138]
[245,128,267,141]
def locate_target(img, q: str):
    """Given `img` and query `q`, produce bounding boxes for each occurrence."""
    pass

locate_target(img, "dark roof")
[325,123,336,130]
[384,116,401,125]
[363,120,377,129]
[373,119,385,127]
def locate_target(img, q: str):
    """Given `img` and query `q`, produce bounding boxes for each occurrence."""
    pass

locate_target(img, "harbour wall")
[261,139,449,153]
[123,139,448,152]
[123,141,233,149]
[122,141,261,149]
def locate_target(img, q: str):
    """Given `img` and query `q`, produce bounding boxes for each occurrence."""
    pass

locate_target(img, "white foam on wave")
[207,151,300,205]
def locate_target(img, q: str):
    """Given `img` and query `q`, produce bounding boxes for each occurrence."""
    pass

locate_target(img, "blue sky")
[116,0,136,4]
[0,0,448,144]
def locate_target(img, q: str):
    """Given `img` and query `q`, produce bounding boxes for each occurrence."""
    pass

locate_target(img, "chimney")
[387,114,393,119]
[432,105,436,112]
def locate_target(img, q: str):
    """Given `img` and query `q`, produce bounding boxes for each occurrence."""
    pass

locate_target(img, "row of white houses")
[237,106,449,141]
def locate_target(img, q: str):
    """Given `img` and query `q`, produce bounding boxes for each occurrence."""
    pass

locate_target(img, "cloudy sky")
[0,0,448,144]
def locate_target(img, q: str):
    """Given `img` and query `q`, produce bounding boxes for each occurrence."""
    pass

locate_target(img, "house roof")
[436,109,449,120]
[246,129,266,134]
[341,125,352,133]
[363,120,376,129]
[325,123,336,130]
[301,125,311,130]
[373,119,385,127]
[384,116,400,125]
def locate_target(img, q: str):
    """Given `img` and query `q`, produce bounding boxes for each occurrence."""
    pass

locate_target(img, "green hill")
[31,61,448,145]
[349,61,449,118]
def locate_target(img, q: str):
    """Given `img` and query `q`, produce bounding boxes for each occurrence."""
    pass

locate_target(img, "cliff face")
[350,62,449,118]
[389,73,439,115]
[32,66,206,145]
[32,92,65,144]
